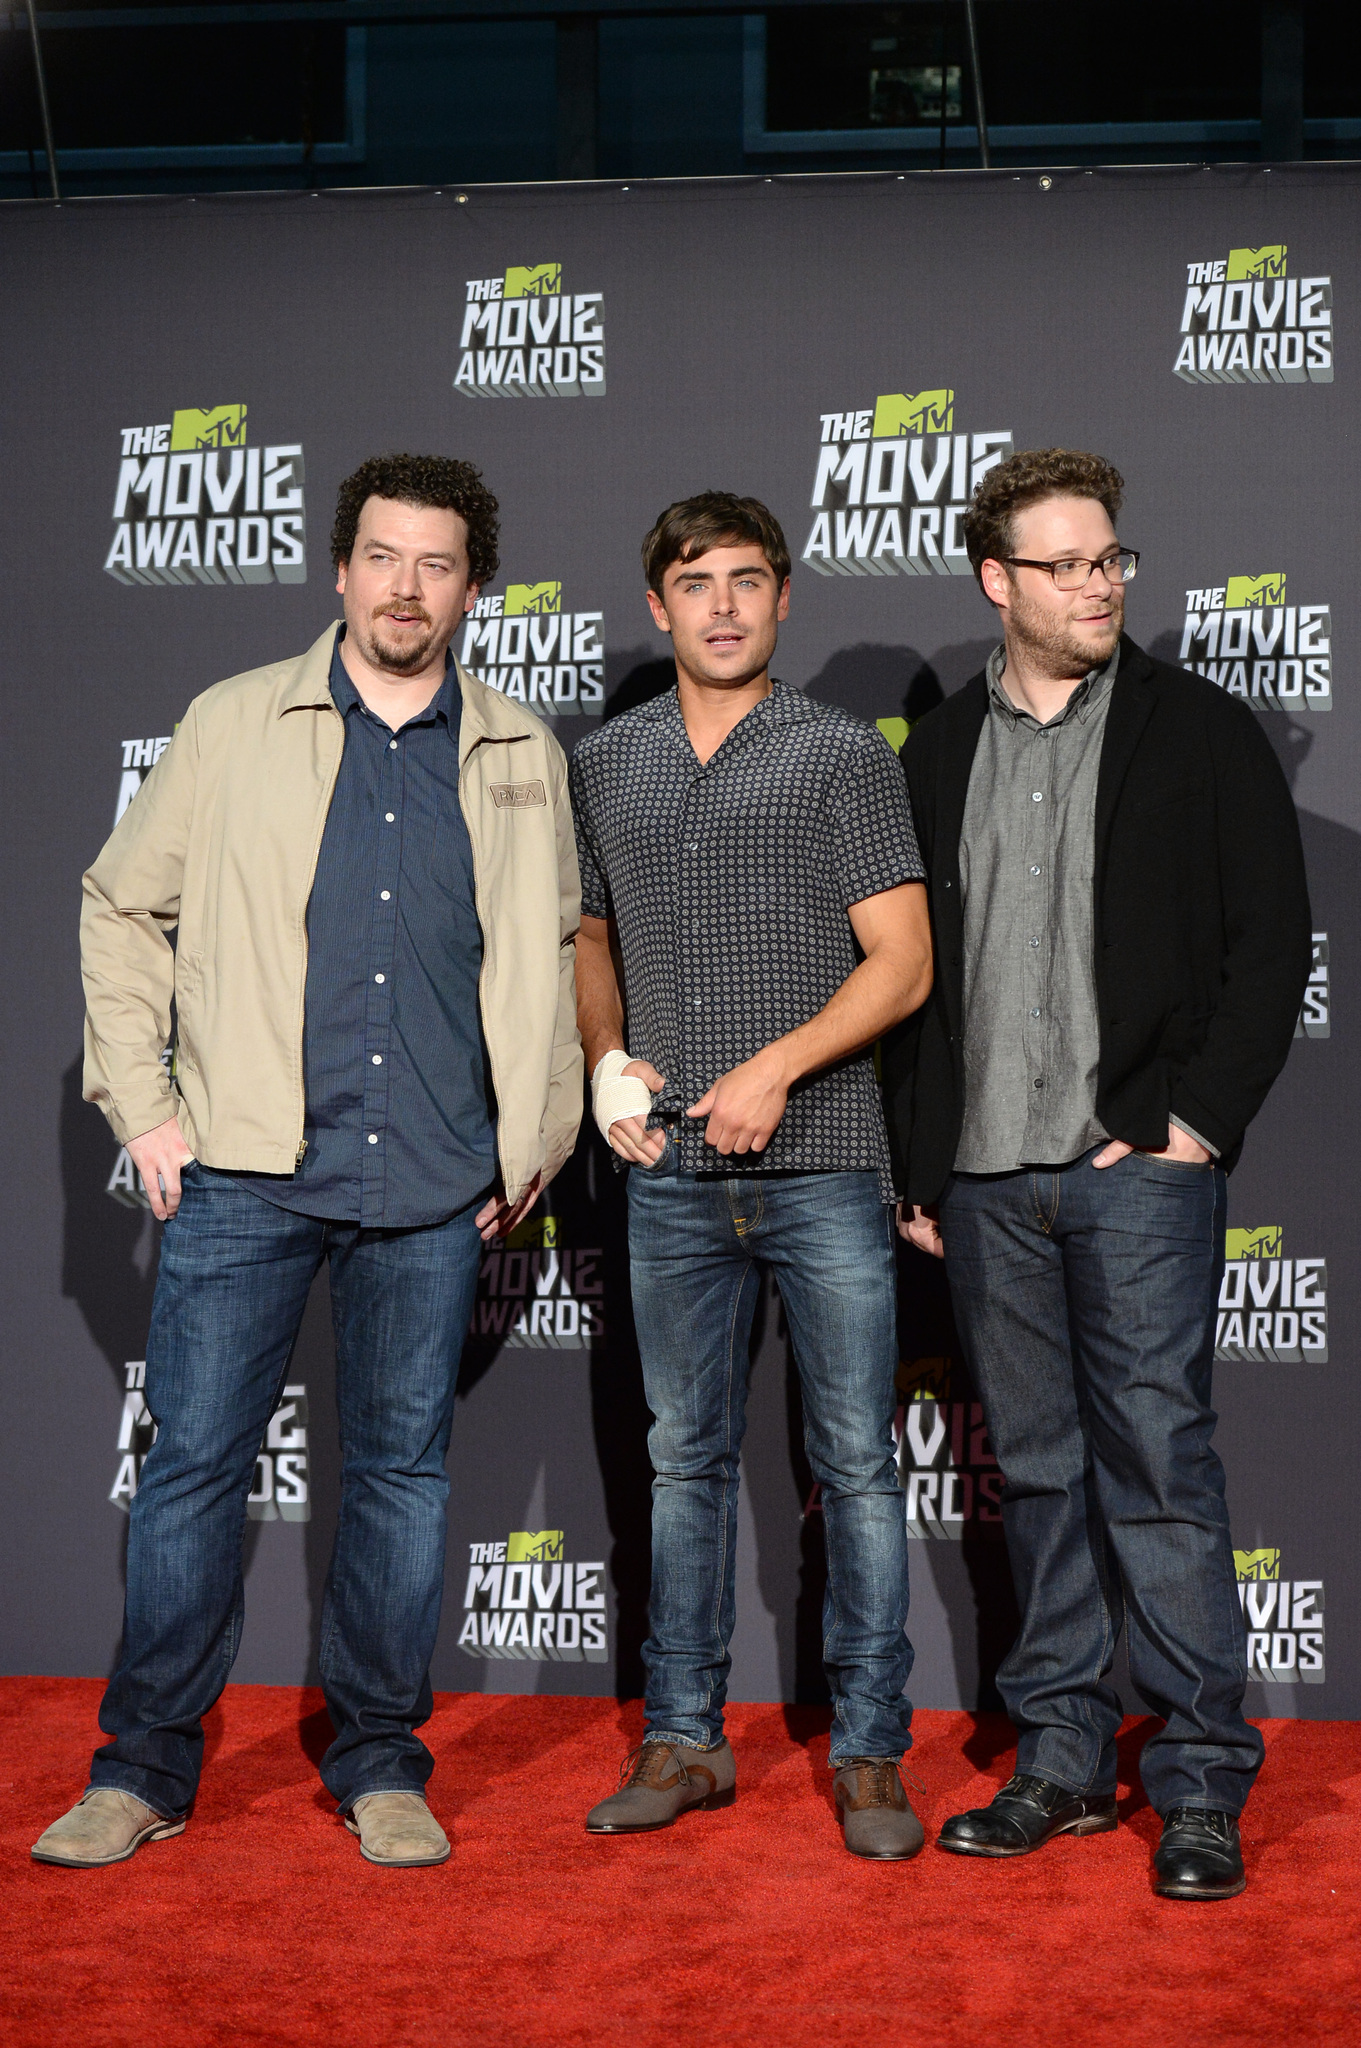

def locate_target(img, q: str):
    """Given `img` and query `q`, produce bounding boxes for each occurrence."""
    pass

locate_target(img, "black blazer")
[882,636,1312,1204]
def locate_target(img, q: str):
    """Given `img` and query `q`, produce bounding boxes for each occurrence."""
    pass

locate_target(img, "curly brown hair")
[962,448,1124,585]
[330,453,500,586]
[642,491,791,598]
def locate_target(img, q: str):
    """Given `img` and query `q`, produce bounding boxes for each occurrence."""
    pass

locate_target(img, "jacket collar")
[1093,636,1156,881]
[276,623,341,712]
[274,623,538,758]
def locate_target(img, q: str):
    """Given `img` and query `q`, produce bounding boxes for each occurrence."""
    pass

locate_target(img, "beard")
[1006,579,1124,678]
[355,602,442,676]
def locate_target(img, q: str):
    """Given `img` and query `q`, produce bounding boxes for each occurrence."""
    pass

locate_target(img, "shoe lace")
[1164,1806,1234,1840]
[617,1742,688,1792]
[841,1758,900,1807]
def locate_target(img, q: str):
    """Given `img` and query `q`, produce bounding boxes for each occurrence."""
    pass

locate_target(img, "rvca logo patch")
[490,780,547,809]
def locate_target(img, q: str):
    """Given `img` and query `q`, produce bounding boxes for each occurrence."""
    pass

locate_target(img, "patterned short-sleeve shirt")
[569,681,925,1197]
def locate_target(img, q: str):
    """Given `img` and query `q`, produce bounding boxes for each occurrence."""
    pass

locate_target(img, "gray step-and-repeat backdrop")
[2,164,1356,1719]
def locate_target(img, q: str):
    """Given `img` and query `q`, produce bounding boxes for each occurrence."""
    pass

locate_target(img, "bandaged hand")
[592,1050,667,1166]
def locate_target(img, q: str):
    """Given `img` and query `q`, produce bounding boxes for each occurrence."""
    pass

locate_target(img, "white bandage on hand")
[591,1048,655,1143]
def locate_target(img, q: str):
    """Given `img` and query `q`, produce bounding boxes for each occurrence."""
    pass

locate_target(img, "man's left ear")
[464,583,480,615]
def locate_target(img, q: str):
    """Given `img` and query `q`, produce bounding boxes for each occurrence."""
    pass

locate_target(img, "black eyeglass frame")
[1000,549,1140,588]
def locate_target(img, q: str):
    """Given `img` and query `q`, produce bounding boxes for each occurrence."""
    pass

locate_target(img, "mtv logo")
[170,405,248,451]
[504,264,562,299]
[506,1530,564,1563]
[504,1211,558,1249]
[1225,245,1287,282]
[1225,573,1286,610]
[897,1355,952,1401]
[503,581,563,616]
[873,389,954,437]
[1226,1226,1282,1261]
[876,717,910,754]
[1234,1548,1281,1581]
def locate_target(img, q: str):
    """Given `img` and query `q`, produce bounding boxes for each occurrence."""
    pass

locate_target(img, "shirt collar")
[329,631,459,730]
[984,642,1119,729]
[650,676,802,753]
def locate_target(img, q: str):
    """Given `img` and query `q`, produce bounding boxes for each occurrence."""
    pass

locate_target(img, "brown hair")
[331,453,500,586]
[642,491,791,598]
[962,448,1124,586]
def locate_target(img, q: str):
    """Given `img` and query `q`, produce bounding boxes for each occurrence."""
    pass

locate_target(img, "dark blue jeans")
[628,1146,912,1765]
[939,1147,1263,1816]
[90,1164,482,1818]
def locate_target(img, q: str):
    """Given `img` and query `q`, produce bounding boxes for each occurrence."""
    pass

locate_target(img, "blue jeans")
[939,1147,1263,1816]
[628,1147,912,1765]
[90,1164,482,1817]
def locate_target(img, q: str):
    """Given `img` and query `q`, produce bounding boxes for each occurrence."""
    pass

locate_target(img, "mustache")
[373,600,433,627]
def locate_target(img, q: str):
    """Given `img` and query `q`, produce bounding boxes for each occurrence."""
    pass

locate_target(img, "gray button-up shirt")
[953,644,1118,1173]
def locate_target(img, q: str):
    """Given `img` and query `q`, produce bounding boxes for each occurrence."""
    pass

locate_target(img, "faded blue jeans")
[90,1164,483,1818]
[628,1146,912,1765]
[939,1146,1264,1816]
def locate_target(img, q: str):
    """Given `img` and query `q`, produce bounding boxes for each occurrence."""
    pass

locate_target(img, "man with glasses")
[884,449,1309,1900]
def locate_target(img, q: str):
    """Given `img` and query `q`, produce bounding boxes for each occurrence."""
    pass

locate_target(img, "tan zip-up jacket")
[82,624,583,1204]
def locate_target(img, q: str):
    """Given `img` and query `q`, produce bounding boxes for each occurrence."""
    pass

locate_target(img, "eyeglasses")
[1002,549,1140,591]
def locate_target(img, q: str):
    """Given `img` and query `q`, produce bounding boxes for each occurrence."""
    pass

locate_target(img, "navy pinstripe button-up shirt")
[231,636,497,1227]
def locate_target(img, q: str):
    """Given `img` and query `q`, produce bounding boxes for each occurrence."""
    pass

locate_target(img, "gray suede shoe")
[586,1737,736,1833]
[345,1792,450,1867]
[31,1789,185,1868]
[834,1759,925,1860]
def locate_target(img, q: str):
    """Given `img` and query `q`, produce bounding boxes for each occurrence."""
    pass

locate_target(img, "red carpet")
[2,1680,1358,2048]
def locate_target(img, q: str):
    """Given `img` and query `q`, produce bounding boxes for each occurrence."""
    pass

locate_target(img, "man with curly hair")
[34,455,582,1872]
[884,448,1310,1900]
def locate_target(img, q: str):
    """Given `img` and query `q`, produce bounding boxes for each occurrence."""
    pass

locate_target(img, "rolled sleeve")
[830,729,926,908]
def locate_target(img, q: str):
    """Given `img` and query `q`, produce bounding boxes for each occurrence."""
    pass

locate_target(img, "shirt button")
[1030,865,1041,876]
[380,890,391,901]
[367,1133,378,1145]
[1031,1007,1041,1017]
[1031,791,1044,803]
[385,812,395,822]
[693,997,703,1008]
[389,739,398,751]
[372,1054,383,1065]
[1029,936,1040,947]
[1034,1078,1045,1088]
[375,973,385,984]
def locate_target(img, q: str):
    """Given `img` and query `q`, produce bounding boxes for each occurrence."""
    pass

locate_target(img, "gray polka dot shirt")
[569,681,925,1198]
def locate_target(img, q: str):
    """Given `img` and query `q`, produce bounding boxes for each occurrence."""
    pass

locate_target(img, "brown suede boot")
[586,1738,737,1834]
[31,1789,185,1868]
[834,1759,925,1860]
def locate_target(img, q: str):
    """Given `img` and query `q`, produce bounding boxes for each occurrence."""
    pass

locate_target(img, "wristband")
[591,1049,655,1141]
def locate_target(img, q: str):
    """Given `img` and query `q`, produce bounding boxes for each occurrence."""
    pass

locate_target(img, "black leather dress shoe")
[1153,1807,1245,1900]
[937,1773,1118,1858]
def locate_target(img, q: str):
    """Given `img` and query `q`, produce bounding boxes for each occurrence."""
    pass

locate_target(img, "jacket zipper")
[459,726,533,1202]
[293,710,346,1165]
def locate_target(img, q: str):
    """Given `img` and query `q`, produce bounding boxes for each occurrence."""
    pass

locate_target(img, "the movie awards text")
[802,390,1011,578]
[112,733,173,827]
[472,1210,605,1350]
[1296,933,1330,1040]
[1216,1227,1327,1364]
[455,264,605,398]
[458,1531,608,1662]
[111,1361,310,1520]
[894,1361,1004,1540]
[1236,1548,1326,1686]
[460,582,604,716]
[1175,246,1333,384]
[105,407,305,588]
[1180,576,1332,711]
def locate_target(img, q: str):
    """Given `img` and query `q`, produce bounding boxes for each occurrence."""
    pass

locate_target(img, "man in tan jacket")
[33,454,581,1872]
